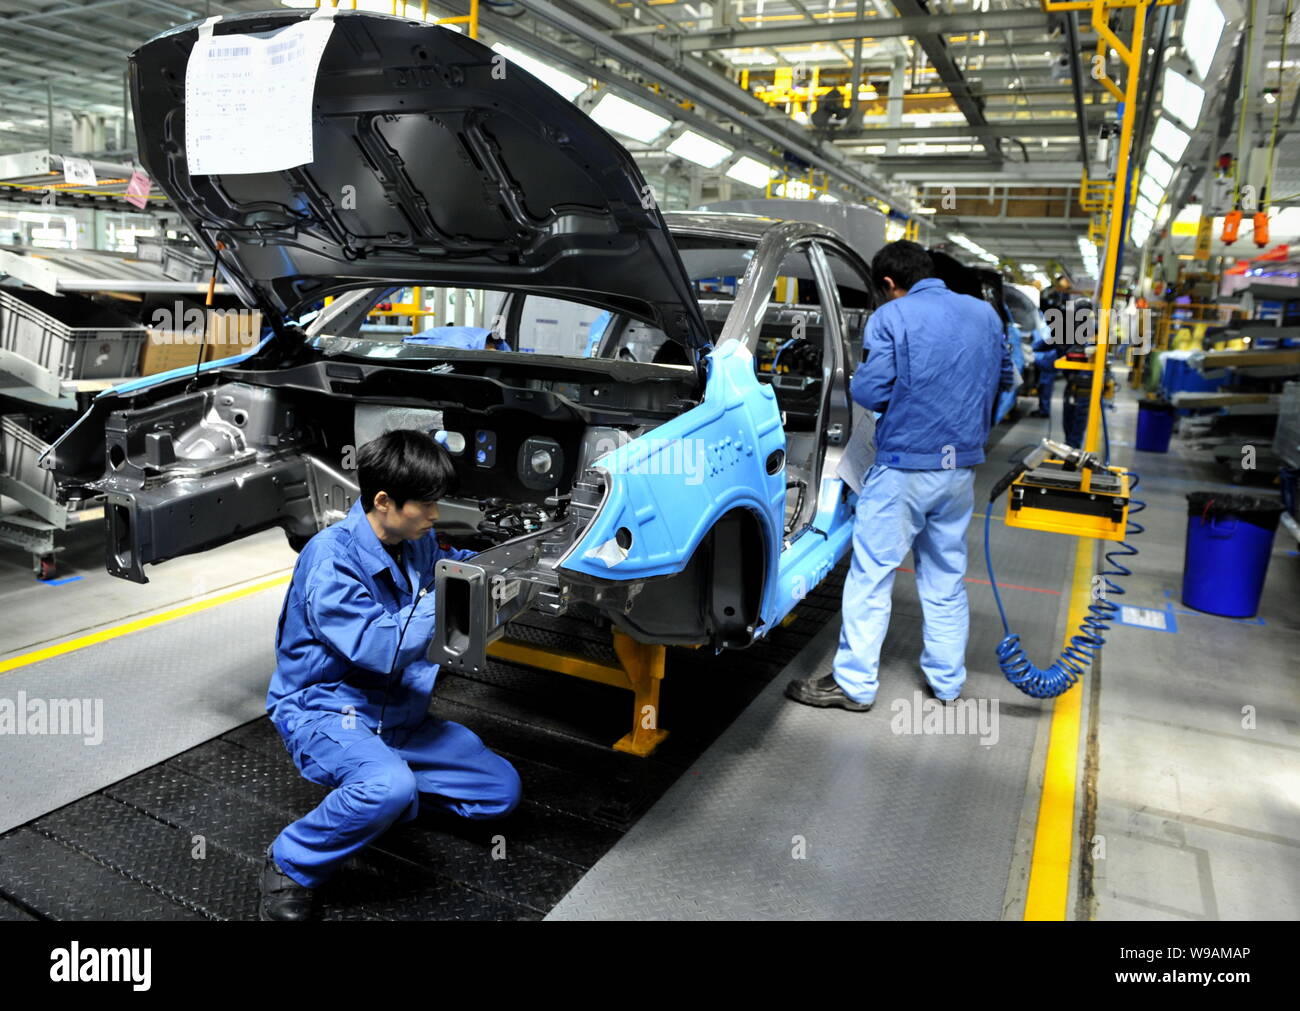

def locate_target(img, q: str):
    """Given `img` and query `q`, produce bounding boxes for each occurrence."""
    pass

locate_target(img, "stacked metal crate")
[0,289,145,578]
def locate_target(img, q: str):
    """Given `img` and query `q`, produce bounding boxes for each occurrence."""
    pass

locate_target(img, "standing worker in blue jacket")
[1032,277,1071,418]
[260,429,521,920]
[786,241,1014,711]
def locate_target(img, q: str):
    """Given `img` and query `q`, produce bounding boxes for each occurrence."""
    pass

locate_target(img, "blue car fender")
[559,340,786,610]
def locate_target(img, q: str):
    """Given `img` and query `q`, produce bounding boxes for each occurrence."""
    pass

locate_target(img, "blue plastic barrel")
[1135,399,1176,452]
[1182,493,1284,618]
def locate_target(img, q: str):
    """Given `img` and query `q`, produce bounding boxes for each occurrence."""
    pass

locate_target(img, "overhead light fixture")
[1162,67,1206,130]
[948,232,998,264]
[1145,149,1176,189]
[726,156,773,189]
[778,179,814,200]
[1139,173,1167,205]
[1181,0,1226,81]
[1150,117,1191,163]
[589,92,672,144]
[665,130,732,168]
[489,43,588,102]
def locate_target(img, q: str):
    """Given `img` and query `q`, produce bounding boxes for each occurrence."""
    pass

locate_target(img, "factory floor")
[0,387,1295,921]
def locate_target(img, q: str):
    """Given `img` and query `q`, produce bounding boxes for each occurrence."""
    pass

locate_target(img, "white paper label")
[62,157,97,187]
[184,9,336,176]
[1120,606,1167,630]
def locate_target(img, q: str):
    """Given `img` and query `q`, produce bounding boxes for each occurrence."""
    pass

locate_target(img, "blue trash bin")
[1135,399,1176,452]
[1182,493,1285,618]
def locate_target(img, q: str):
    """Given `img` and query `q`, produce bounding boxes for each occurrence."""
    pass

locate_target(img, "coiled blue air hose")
[982,468,1145,700]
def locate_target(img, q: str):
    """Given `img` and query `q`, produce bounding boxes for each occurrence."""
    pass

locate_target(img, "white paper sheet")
[184,8,336,176]
[834,406,877,496]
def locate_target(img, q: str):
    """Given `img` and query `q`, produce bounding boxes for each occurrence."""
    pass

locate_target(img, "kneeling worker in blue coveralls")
[786,241,1014,711]
[260,429,521,920]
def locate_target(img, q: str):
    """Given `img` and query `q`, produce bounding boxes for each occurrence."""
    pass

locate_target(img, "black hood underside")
[129,9,709,345]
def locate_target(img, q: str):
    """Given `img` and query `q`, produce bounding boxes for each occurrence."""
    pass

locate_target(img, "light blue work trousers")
[832,463,976,704]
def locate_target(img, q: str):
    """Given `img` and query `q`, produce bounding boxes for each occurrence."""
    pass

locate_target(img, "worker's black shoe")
[785,673,871,712]
[1030,409,1050,418]
[259,844,313,921]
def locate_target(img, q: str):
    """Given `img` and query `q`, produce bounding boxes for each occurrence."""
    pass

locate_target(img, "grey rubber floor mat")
[0,585,284,834]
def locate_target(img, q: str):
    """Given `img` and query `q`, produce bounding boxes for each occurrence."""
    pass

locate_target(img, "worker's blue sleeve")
[303,559,437,675]
[850,311,897,412]
[437,544,476,563]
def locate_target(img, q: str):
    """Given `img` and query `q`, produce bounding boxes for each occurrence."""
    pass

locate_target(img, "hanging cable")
[1263,0,1294,212]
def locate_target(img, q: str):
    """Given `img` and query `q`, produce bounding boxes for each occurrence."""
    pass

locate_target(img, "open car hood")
[129,9,709,346]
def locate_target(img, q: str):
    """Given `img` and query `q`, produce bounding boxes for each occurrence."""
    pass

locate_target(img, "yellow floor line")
[1022,535,1094,921]
[0,574,291,676]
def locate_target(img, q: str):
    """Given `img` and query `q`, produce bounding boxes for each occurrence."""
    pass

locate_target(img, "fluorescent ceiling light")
[1145,149,1176,188]
[491,44,588,102]
[948,232,998,264]
[1182,0,1226,81]
[1266,207,1300,235]
[588,92,671,144]
[665,130,732,168]
[1150,117,1191,163]
[726,156,773,189]
[1162,67,1205,130]
[1139,174,1167,205]
[777,179,815,199]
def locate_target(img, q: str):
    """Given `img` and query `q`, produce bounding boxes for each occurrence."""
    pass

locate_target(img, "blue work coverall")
[1032,333,1056,414]
[833,277,1013,704]
[266,499,521,887]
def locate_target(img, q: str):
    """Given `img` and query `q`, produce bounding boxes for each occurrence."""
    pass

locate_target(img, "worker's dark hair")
[871,240,934,293]
[357,429,457,512]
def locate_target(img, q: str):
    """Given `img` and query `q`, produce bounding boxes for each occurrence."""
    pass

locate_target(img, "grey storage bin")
[0,288,146,381]
[132,234,166,263]
[1,414,57,502]
[160,243,209,283]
